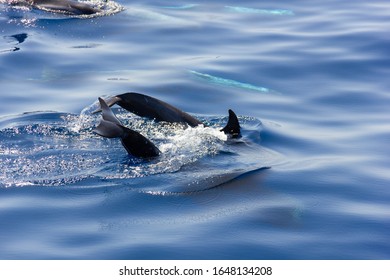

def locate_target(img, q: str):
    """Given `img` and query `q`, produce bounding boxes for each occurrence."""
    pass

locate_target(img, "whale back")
[106,92,203,127]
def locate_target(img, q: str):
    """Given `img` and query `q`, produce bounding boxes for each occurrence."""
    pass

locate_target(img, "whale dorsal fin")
[221,109,241,139]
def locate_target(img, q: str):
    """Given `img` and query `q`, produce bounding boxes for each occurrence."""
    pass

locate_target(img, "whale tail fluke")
[92,95,121,114]
[221,109,241,139]
[102,95,122,108]
[94,98,160,158]
[97,97,121,124]
[94,119,124,138]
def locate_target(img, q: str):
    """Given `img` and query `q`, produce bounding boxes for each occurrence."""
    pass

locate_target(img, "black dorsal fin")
[220,109,241,139]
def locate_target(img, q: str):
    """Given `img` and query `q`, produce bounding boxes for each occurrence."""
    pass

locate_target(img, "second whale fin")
[94,98,160,158]
[221,109,241,139]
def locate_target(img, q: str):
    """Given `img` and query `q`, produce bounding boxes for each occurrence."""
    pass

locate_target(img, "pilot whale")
[94,92,242,158]
[20,0,101,15]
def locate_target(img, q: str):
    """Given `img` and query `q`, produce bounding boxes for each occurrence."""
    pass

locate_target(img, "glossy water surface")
[0,0,389,259]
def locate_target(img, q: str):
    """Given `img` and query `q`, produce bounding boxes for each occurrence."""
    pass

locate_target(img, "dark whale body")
[94,92,241,158]
[30,0,100,15]
[102,92,204,127]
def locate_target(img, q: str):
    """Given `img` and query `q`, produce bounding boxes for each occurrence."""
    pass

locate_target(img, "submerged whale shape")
[94,93,242,158]
[29,0,100,15]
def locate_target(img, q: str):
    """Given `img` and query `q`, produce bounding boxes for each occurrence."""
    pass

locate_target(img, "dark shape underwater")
[10,33,28,44]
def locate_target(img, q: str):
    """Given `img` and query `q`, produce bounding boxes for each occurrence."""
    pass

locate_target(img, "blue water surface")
[0,0,389,259]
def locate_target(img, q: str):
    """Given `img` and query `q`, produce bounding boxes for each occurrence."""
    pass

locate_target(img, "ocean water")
[0,0,389,259]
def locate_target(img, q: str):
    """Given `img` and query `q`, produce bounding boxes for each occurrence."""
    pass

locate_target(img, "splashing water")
[0,100,281,191]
